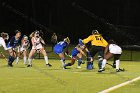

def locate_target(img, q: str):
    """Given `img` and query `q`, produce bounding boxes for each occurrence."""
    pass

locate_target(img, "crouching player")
[99,40,122,72]
[53,37,70,68]
[64,40,89,69]
[27,31,52,67]
[16,35,30,64]
[7,30,22,67]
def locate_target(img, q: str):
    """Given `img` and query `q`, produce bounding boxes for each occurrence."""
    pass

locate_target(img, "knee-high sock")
[116,60,120,70]
[44,56,49,64]
[24,57,27,64]
[98,57,103,69]
[78,58,82,66]
[16,57,19,63]
[28,58,32,65]
[102,59,107,69]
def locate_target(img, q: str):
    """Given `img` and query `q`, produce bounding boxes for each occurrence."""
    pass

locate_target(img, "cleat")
[46,63,52,67]
[27,64,32,67]
[112,64,116,68]
[98,69,104,72]
[8,63,13,67]
[102,68,105,71]
[116,69,121,72]
[77,66,81,69]
[63,65,67,69]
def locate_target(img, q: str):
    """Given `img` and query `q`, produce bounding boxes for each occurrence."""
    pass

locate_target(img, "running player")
[0,32,11,50]
[99,40,122,72]
[16,35,30,64]
[53,37,70,68]
[81,30,108,71]
[64,39,89,69]
[27,31,52,67]
[7,30,22,67]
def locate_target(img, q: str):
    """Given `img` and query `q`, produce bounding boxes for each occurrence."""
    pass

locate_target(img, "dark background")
[0,0,140,45]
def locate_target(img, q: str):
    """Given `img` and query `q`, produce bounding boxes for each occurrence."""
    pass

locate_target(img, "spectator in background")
[51,33,58,51]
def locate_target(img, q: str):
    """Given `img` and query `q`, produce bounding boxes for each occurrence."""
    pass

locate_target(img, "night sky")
[0,0,140,45]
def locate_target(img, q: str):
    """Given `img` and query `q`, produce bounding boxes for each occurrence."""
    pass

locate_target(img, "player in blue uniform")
[53,37,70,68]
[64,39,89,69]
[7,30,22,67]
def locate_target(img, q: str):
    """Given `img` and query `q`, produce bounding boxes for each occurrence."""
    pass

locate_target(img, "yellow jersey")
[82,34,108,47]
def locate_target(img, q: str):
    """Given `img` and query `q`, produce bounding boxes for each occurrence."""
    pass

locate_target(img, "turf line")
[98,76,140,93]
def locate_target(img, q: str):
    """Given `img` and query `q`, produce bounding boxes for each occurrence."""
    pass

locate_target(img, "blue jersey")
[7,36,21,48]
[53,41,68,54]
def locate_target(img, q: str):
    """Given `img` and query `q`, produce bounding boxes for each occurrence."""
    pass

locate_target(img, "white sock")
[44,56,49,64]
[28,58,32,65]
[24,57,27,64]
[60,59,65,66]
[102,59,107,69]
[16,57,19,63]
[116,60,120,70]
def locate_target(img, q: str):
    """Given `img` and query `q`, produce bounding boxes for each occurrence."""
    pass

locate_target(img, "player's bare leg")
[98,52,113,72]
[23,51,27,64]
[63,57,76,69]
[16,52,21,64]
[27,49,35,67]
[40,48,52,67]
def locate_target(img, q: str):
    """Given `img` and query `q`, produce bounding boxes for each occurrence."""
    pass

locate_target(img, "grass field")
[0,58,140,93]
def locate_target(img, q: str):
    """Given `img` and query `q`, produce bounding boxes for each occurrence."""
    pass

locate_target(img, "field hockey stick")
[106,62,125,71]
[0,52,8,61]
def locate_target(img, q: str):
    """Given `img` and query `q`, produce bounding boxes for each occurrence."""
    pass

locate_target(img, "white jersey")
[109,44,122,54]
[0,37,11,50]
[32,37,43,50]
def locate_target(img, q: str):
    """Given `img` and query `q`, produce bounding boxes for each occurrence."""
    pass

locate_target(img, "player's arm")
[77,47,86,57]
[1,39,11,50]
[31,37,36,47]
[40,37,46,46]
[101,36,108,47]
[82,35,94,44]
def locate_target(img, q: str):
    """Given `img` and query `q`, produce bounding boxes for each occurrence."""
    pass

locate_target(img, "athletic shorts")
[71,48,80,58]
[53,46,63,54]
[32,44,43,50]
[89,45,105,57]
[20,47,27,52]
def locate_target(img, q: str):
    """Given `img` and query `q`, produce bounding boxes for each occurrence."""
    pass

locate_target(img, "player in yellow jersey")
[81,30,108,71]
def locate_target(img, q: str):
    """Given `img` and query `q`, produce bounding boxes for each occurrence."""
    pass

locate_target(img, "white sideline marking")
[98,76,140,93]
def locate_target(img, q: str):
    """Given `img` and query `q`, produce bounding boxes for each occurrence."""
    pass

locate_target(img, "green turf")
[0,59,140,93]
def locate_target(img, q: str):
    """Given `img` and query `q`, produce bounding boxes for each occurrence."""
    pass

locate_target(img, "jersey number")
[95,36,101,40]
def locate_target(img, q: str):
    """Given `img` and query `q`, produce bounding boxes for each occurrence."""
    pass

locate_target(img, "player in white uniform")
[27,31,52,67]
[16,35,30,64]
[0,32,11,50]
[99,40,122,72]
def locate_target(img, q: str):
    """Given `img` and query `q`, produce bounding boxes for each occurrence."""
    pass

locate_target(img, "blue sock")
[78,58,82,66]
[8,56,15,64]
